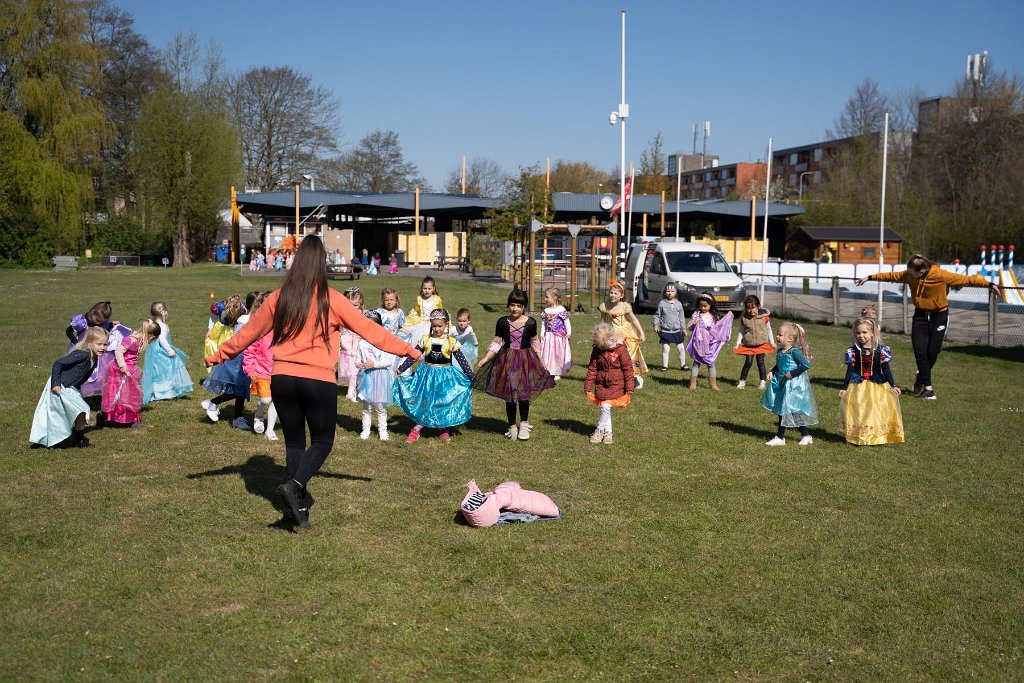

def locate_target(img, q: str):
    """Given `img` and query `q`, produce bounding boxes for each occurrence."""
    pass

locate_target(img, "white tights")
[662,343,686,368]
[255,397,277,432]
[597,404,613,433]
[361,402,389,430]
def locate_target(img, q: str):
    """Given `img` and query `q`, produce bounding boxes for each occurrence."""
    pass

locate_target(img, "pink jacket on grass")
[460,480,560,528]
[242,331,274,378]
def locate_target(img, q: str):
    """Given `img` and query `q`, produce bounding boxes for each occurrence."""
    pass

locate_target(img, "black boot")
[72,429,92,448]
[276,480,309,528]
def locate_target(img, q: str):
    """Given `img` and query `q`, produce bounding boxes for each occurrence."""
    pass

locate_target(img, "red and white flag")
[609,176,633,217]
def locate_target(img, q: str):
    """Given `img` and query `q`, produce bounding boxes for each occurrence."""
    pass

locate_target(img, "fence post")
[780,275,787,315]
[832,277,840,326]
[989,287,997,346]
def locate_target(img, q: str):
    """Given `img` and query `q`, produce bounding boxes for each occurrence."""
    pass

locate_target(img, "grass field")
[1,265,1022,681]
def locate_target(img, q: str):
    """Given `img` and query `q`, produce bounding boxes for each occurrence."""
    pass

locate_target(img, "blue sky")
[120,0,1024,191]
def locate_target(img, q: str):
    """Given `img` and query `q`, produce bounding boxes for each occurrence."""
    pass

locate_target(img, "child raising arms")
[539,287,572,380]
[583,322,635,445]
[599,281,647,388]
[653,283,688,372]
[760,322,819,446]
[733,295,775,389]
[686,292,734,390]
[838,317,905,446]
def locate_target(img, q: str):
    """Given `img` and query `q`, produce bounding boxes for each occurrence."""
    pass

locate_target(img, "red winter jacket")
[583,343,635,400]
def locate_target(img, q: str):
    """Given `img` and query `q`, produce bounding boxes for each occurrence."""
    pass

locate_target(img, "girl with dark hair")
[856,254,999,399]
[686,292,734,390]
[474,288,555,441]
[206,236,420,529]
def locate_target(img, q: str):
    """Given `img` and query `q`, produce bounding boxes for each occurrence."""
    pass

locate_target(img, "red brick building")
[678,162,767,200]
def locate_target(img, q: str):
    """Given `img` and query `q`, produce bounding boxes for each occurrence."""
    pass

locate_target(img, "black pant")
[739,354,767,382]
[777,417,809,438]
[506,400,530,425]
[271,375,337,486]
[911,308,948,388]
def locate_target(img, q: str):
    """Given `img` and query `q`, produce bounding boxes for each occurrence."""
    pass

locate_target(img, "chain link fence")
[740,274,1024,348]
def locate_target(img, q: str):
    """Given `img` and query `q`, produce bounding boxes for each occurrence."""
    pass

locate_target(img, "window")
[862,246,876,258]
[666,251,732,273]
[813,147,823,162]
[790,153,798,165]
[650,253,667,275]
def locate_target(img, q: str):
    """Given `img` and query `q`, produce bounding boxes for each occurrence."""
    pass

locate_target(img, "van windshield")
[665,251,732,273]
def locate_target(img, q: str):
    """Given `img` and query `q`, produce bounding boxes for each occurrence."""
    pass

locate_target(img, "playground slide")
[999,270,1024,306]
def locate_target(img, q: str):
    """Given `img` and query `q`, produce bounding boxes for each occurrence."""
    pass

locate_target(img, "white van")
[624,239,747,314]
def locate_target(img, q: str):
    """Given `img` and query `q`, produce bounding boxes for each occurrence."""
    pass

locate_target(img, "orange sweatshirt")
[869,265,990,312]
[207,288,420,383]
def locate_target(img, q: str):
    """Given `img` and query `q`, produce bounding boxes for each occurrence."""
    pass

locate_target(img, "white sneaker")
[736,380,746,389]
[589,429,604,444]
[504,424,519,440]
[206,404,220,422]
[253,417,265,434]
[265,430,278,441]
[798,435,813,446]
[200,399,212,411]
[359,429,371,440]
[635,376,644,390]
[553,375,560,382]
[379,429,389,441]
[758,380,767,390]
[517,422,532,440]
[765,436,786,446]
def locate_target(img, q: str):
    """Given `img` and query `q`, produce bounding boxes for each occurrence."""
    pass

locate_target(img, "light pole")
[797,171,814,204]
[302,174,315,192]
[609,10,628,279]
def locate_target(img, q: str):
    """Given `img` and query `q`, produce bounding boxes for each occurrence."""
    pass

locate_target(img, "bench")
[52,255,78,272]
[327,264,361,280]
[437,256,466,271]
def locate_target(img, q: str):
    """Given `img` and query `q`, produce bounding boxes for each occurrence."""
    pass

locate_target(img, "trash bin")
[394,250,406,268]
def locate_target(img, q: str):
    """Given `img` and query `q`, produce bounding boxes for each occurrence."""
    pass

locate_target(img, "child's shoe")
[765,436,786,446]
[602,430,613,445]
[231,417,250,430]
[681,364,690,371]
[379,428,390,441]
[405,429,420,443]
[265,430,278,441]
[554,375,561,382]
[517,422,532,440]
[359,428,371,440]
[200,398,213,411]
[206,403,220,422]
[661,366,669,372]
[758,380,766,390]
[635,376,644,390]
[439,431,451,443]
[589,429,604,444]
[505,424,519,440]
[736,380,746,389]
[253,417,266,434]
[798,435,814,446]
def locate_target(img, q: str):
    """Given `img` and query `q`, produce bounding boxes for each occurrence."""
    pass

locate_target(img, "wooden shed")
[791,226,904,264]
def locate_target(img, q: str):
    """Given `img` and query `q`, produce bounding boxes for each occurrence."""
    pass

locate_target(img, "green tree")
[485,164,553,240]
[637,132,670,195]
[547,160,614,193]
[131,35,239,267]
[0,0,109,262]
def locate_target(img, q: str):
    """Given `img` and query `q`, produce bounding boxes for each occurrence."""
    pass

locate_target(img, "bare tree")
[327,129,428,192]
[831,77,890,138]
[229,66,340,191]
[443,156,507,196]
[637,132,670,194]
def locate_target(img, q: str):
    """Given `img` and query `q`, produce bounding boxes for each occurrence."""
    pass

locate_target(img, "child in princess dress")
[838,316,904,446]
[201,291,256,427]
[143,301,193,404]
[356,311,397,440]
[393,309,475,443]
[241,291,279,441]
[539,287,572,381]
[686,291,734,390]
[337,287,364,402]
[376,288,405,335]
[102,320,160,428]
[449,308,479,367]
[204,294,246,374]
[761,322,819,446]
[599,281,647,388]
[64,300,131,420]
[399,276,442,343]
[31,327,108,448]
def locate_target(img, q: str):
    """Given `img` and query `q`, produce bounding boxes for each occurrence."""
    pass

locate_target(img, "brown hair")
[591,322,620,350]
[273,235,330,346]
[85,301,112,325]
[222,295,244,326]
[906,254,933,277]
[853,317,882,348]
[380,287,401,308]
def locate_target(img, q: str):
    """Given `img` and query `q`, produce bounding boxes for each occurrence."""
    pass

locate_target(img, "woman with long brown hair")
[207,236,420,528]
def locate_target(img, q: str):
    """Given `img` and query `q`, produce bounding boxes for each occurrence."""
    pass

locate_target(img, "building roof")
[552,193,804,218]
[794,226,905,242]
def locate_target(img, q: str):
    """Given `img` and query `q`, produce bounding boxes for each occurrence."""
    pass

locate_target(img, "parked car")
[624,239,746,314]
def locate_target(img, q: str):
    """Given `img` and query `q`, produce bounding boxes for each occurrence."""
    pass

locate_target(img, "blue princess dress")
[760,347,819,428]
[449,323,479,367]
[143,321,193,404]
[202,318,251,399]
[356,339,396,405]
[393,335,474,429]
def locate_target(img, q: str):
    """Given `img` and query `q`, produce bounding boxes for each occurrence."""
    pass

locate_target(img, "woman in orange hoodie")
[207,236,420,528]
[857,254,999,399]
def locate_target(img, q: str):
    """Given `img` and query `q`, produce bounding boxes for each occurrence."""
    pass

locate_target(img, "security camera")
[609,112,618,125]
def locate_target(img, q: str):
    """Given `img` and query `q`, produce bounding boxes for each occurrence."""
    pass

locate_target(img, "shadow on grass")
[544,417,593,436]
[811,376,844,390]
[942,344,1024,363]
[187,454,373,532]
[464,415,513,434]
[709,420,846,444]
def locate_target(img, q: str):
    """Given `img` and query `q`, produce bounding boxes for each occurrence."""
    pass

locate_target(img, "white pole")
[626,165,636,254]
[675,160,681,239]
[617,10,627,280]
[877,112,889,327]
[759,138,773,302]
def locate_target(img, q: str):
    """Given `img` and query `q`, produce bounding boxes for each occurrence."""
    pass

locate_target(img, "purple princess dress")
[686,311,734,367]
[474,316,555,401]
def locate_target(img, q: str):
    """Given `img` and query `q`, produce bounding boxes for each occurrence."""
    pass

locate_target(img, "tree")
[637,132,670,195]
[831,77,890,138]
[485,164,552,240]
[131,34,239,267]
[443,156,506,196]
[229,66,339,191]
[547,160,614,193]
[0,0,108,262]
[326,129,427,192]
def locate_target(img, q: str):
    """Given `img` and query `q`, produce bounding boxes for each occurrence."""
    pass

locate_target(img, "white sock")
[266,403,278,432]
[256,396,272,420]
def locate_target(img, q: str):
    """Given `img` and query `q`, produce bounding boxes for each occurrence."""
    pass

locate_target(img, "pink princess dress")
[102,335,143,425]
[539,306,573,377]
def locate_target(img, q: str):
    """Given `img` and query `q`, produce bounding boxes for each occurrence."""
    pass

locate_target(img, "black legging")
[271,375,337,486]
[212,393,245,417]
[739,354,767,382]
[505,400,530,425]
[911,308,948,388]
[777,417,809,439]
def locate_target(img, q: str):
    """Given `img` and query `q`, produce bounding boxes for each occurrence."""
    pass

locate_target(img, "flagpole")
[877,112,889,327]
[675,160,682,240]
[617,10,627,280]
[625,163,635,260]
[758,137,773,303]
